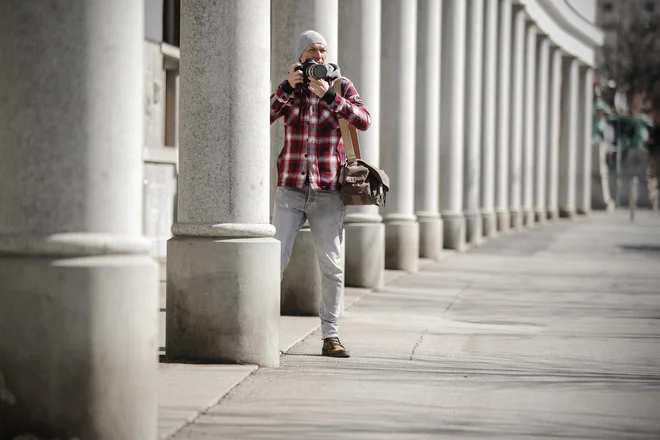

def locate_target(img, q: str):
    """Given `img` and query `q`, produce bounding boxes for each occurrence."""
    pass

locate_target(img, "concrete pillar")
[415,0,444,258]
[0,1,158,438]
[271,0,341,313]
[546,46,563,220]
[558,56,580,218]
[508,7,526,231]
[440,0,467,250]
[339,0,385,288]
[481,0,499,238]
[522,23,537,227]
[496,0,513,233]
[464,0,485,245]
[381,0,419,271]
[534,37,551,223]
[577,66,595,215]
[167,0,280,367]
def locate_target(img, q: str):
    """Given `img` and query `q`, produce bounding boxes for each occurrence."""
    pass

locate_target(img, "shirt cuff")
[281,80,295,95]
[322,88,337,106]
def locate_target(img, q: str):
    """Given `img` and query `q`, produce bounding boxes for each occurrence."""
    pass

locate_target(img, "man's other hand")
[309,78,329,98]
[288,63,303,89]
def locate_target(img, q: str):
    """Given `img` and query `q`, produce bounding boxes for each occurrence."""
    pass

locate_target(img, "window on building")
[163,0,180,47]
[603,2,613,13]
[163,0,181,149]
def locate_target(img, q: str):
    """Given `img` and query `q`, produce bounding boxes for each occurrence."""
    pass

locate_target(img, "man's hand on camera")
[309,78,329,99]
[288,63,303,89]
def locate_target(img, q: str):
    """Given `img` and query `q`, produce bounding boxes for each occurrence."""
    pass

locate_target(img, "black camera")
[295,58,329,88]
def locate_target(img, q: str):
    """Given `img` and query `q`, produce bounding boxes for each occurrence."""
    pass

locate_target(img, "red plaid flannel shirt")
[270,77,371,190]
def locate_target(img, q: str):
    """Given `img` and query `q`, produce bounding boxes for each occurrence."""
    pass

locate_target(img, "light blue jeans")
[272,186,345,339]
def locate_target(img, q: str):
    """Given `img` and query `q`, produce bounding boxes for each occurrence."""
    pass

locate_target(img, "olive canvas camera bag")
[335,80,390,206]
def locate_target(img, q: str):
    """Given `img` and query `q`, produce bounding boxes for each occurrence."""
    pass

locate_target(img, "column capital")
[535,32,552,43]
[578,61,595,71]
[512,3,526,14]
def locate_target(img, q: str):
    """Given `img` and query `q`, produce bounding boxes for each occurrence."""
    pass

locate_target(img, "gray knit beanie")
[297,30,327,60]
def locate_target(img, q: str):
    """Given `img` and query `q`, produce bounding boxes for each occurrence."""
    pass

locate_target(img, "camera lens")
[309,64,328,79]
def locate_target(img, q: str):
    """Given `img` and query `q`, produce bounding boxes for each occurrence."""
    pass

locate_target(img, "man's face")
[300,43,327,64]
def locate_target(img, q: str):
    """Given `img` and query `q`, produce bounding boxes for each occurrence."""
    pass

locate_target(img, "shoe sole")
[322,350,351,358]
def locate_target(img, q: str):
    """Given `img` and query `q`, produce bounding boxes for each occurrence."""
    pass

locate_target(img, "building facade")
[0,0,603,438]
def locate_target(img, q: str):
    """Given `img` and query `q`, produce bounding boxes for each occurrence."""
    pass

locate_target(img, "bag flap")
[357,159,390,191]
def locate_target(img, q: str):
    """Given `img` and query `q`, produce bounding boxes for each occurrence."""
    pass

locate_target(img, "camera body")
[295,58,329,88]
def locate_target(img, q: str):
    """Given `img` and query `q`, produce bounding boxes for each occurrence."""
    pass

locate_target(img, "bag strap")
[334,79,362,164]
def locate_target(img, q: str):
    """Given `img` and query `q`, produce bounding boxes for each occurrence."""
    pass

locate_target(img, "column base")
[523,210,536,228]
[344,222,385,289]
[417,215,443,259]
[547,209,559,221]
[465,212,483,246]
[577,208,590,216]
[534,210,547,225]
[559,208,576,219]
[510,210,524,231]
[0,254,159,439]
[166,236,280,367]
[481,211,498,238]
[384,220,419,272]
[279,228,346,316]
[281,228,321,315]
[496,211,511,234]
[442,214,466,251]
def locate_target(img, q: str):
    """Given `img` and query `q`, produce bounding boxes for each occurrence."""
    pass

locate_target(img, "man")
[270,30,371,358]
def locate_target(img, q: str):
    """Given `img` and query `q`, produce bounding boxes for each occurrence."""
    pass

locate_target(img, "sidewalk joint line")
[444,281,472,313]
[409,329,428,361]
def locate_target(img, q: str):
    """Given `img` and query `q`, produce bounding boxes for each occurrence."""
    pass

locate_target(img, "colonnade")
[0,0,600,437]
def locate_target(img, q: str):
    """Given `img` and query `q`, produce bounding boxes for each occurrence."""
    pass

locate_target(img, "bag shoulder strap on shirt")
[333,79,362,164]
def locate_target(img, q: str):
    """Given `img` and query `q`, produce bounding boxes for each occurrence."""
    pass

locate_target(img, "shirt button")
[304,154,308,158]
[301,172,306,176]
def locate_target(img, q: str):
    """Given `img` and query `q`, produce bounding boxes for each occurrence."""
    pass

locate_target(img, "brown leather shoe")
[322,337,351,358]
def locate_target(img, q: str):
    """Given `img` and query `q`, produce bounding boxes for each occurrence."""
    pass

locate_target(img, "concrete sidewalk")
[163,211,660,439]
[158,266,406,438]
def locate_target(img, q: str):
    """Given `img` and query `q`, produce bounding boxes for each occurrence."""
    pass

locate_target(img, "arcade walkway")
[160,210,660,439]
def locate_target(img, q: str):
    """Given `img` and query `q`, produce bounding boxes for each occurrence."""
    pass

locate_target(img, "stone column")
[271,0,341,313]
[558,56,580,218]
[167,0,280,367]
[546,46,563,220]
[464,0,485,245]
[508,6,526,231]
[381,0,419,271]
[339,0,384,288]
[496,0,513,233]
[576,66,595,215]
[0,1,158,438]
[522,23,537,227]
[415,0,444,258]
[440,0,467,250]
[481,0,499,238]
[534,36,551,223]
